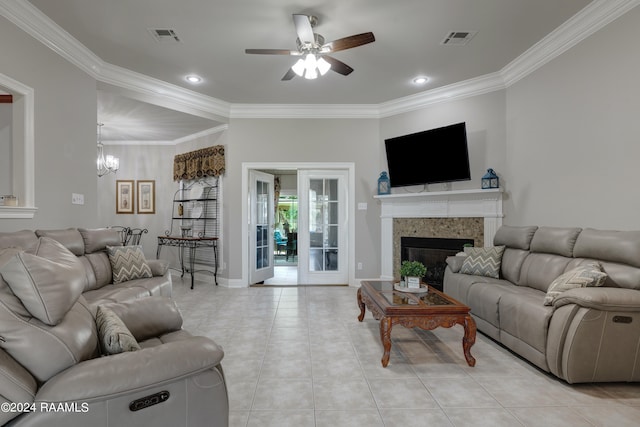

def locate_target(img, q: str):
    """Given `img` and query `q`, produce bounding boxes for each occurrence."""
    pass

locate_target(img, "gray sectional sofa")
[444,225,640,383]
[0,228,228,426]
[0,228,172,307]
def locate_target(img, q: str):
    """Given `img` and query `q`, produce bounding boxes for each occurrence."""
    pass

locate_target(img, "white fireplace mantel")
[374,188,503,280]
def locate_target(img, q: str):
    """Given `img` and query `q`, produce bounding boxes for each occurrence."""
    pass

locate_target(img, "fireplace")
[401,236,473,291]
[376,189,503,282]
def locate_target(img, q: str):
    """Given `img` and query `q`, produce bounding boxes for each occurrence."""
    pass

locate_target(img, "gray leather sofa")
[444,225,640,383]
[0,229,229,426]
[0,228,171,307]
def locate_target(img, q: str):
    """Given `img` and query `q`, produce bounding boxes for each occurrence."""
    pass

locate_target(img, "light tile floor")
[172,276,640,427]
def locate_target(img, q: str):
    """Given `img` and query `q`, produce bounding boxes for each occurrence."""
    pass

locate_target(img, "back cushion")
[0,237,86,325]
[78,228,122,254]
[494,226,538,285]
[518,253,573,292]
[573,228,640,269]
[35,228,85,256]
[85,252,113,289]
[500,248,530,285]
[0,250,97,382]
[493,225,538,250]
[0,230,38,252]
[530,227,582,257]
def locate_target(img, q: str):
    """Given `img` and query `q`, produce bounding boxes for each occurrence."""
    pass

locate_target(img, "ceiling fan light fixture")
[292,59,306,77]
[317,57,331,75]
[304,67,318,80]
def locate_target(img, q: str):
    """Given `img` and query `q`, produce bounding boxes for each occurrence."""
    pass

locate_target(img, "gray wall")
[225,118,380,280]
[380,91,508,193]
[504,7,640,229]
[0,15,97,232]
[96,144,175,259]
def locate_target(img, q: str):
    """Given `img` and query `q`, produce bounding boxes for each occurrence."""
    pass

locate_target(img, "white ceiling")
[22,0,595,141]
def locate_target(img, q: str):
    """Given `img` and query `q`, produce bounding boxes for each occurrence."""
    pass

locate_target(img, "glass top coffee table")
[357,280,476,368]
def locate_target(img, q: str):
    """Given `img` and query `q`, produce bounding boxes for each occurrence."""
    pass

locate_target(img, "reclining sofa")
[444,225,640,384]
[0,228,228,426]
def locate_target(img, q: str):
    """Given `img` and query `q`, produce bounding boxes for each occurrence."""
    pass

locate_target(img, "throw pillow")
[106,245,152,284]
[95,305,141,355]
[0,237,85,325]
[459,246,506,279]
[544,262,607,306]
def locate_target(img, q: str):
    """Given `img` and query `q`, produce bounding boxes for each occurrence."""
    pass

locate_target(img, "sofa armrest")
[102,297,183,341]
[0,348,37,425]
[147,259,169,277]
[553,287,640,312]
[35,336,223,402]
[446,256,466,273]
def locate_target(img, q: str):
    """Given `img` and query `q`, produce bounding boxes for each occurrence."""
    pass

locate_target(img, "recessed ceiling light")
[185,75,202,84]
[413,76,429,85]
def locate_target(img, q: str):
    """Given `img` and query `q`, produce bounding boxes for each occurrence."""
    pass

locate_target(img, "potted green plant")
[399,260,427,289]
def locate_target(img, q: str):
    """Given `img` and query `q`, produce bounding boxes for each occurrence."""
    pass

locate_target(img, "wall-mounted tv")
[384,122,471,188]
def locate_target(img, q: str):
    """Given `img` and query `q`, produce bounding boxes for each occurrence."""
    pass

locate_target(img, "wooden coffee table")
[357,280,476,368]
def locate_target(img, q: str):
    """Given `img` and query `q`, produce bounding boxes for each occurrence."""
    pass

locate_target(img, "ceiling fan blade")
[245,49,299,55]
[293,14,315,44]
[322,32,375,53]
[322,56,354,76]
[282,68,296,81]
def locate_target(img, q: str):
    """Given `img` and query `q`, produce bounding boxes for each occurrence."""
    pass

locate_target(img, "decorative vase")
[406,276,421,289]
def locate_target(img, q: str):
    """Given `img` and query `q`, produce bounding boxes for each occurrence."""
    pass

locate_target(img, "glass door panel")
[249,171,274,284]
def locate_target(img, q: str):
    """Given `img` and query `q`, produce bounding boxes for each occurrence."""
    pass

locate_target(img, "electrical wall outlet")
[71,193,84,205]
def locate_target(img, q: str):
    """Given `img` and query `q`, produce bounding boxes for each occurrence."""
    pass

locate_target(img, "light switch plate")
[72,193,84,205]
[358,202,367,210]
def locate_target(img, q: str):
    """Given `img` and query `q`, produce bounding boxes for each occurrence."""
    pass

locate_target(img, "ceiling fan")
[245,14,375,80]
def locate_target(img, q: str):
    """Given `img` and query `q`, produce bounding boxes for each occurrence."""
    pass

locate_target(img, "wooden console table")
[357,280,476,368]
[156,236,218,289]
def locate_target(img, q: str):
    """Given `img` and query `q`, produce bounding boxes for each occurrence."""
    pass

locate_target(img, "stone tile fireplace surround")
[375,189,503,280]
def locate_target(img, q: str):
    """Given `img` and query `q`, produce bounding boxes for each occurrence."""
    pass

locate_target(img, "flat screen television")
[384,122,471,188]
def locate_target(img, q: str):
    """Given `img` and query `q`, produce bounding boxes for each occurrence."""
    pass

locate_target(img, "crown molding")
[379,73,506,118]
[230,103,380,119]
[501,0,640,87]
[0,0,102,78]
[2,0,638,120]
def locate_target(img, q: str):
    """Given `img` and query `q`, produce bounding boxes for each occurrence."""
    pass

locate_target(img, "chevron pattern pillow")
[106,245,152,284]
[459,246,505,279]
[96,305,141,355]
[543,262,607,306]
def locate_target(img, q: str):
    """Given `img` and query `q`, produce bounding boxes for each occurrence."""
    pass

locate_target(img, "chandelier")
[96,123,119,177]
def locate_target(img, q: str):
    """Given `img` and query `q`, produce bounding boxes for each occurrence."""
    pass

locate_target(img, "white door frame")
[241,162,355,287]
[248,170,275,284]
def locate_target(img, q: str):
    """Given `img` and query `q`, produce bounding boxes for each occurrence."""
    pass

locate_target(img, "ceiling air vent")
[148,28,181,43]
[441,31,477,46]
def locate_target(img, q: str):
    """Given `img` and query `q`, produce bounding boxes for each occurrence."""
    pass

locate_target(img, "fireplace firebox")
[401,237,474,291]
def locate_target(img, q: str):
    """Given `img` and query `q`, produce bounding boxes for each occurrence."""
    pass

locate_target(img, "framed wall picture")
[116,180,135,214]
[137,180,156,214]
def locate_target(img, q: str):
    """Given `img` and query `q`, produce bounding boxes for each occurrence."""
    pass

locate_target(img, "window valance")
[173,145,225,181]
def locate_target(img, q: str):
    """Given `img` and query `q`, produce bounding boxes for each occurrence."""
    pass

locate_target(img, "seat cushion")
[499,288,554,353]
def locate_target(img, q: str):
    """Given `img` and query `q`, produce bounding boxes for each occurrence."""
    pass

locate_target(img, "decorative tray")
[394,283,429,294]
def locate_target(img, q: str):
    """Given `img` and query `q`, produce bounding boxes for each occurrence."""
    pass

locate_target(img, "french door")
[297,170,348,284]
[248,170,274,284]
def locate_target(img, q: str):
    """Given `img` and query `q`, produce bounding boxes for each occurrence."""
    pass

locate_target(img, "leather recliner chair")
[0,237,228,426]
